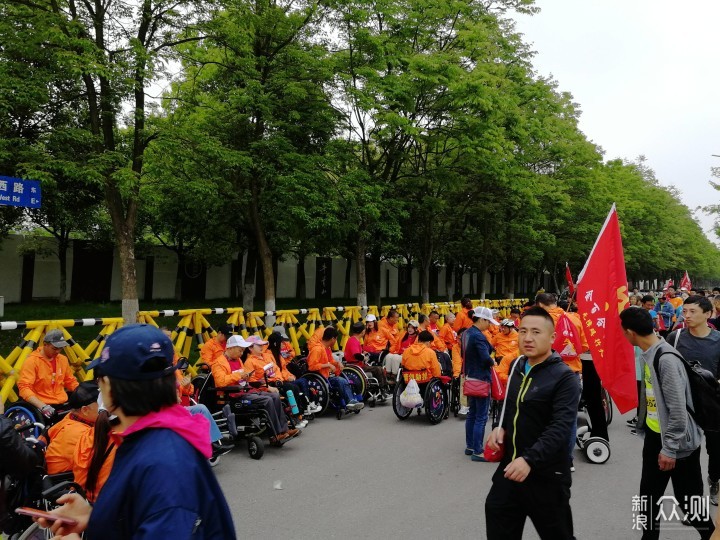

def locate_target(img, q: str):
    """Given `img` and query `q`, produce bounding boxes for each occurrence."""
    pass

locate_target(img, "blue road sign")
[0,176,42,208]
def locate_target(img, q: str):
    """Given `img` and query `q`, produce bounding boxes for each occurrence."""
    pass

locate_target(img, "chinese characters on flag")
[577,205,637,414]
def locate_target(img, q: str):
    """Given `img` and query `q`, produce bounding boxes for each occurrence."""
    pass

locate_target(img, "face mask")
[97,389,107,412]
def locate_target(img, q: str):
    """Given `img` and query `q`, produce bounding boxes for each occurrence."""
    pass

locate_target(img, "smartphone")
[15,507,78,526]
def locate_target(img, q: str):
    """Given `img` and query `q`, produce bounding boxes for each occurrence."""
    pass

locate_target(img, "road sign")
[0,176,42,208]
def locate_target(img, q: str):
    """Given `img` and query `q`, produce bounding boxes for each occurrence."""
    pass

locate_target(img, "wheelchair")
[449,376,462,417]
[4,401,71,441]
[391,367,450,425]
[299,370,363,420]
[342,363,387,408]
[192,364,295,460]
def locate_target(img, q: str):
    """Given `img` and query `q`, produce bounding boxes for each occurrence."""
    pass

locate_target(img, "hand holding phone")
[15,507,78,526]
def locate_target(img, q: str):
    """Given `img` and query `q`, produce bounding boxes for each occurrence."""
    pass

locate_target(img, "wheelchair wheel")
[247,436,264,460]
[300,372,330,415]
[342,365,368,398]
[192,373,221,413]
[602,387,613,426]
[424,378,446,425]
[584,437,611,464]
[5,402,44,440]
[392,377,413,420]
[16,522,45,540]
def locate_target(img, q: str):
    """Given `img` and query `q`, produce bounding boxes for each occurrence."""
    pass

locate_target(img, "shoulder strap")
[653,348,695,416]
[674,329,681,348]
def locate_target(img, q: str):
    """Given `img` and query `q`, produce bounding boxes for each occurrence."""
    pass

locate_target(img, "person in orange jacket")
[401,331,442,382]
[418,314,448,352]
[492,320,520,385]
[535,293,586,374]
[308,327,364,411]
[428,311,441,334]
[453,297,474,331]
[18,329,79,422]
[45,382,100,474]
[72,409,118,503]
[200,324,234,366]
[243,335,310,428]
[212,335,299,444]
[397,320,419,353]
[439,313,458,350]
[306,325,326,353]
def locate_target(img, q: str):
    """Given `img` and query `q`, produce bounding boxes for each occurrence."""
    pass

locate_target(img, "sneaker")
[306,403,322,414]
[464,448,473,456]
[296,420,308,429]
[570,465,576,473]
[459,406,470,415]
[208,456,220,467]
[471,454,488,462]
[286,428,300,438]
[211,442,233,459]
[626,417,638,427]
[347,400,365,411]
[709,476,719,506]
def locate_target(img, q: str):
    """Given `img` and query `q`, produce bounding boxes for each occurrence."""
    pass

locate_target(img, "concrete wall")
[0,236,24,303]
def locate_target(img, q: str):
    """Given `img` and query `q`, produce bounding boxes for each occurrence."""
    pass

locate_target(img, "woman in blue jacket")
[41,324,236,539]
[461,307,498,461]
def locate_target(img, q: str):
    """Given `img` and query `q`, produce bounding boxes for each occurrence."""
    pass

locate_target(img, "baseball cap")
[272,326,290,341]
[365,314,377,322]
[216,324,234,337]
[68,381,100,409]
[500,319,515,327]
[471,307,500,326]
[246,335,269,346]
[226,335,252,348]
[407,320,419,328]
[87,324,176,380]
[44,329,69,348]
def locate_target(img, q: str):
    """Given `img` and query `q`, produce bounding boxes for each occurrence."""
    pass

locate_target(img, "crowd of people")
[3,285,720,538]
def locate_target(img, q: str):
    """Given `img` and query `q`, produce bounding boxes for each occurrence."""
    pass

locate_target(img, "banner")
[577,204,637,414]
[680,271,692,291]
[565,262,575,297]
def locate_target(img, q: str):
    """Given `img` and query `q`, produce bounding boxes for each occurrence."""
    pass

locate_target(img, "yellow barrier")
[0,299,527,405]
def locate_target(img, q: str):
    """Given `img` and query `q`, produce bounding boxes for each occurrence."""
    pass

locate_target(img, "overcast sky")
[512,1,720,241]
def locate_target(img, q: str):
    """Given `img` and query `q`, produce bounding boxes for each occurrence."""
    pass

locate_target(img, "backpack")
[653,331,720,432]
[552,313,583,361]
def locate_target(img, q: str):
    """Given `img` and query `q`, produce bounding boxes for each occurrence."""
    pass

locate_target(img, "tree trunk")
[445,261,454,302]
[420,260,431,305]
[243,250,257,312]
[296,254,306,299]
[403,258,413,298]
[356,238,367,307]
[116,227,139,324]
[58,236,69,304]
[367,256,382,307]
[343,257,352,299]
[478,263,488,299]
[249,181,276,313]
[504,265,515,299]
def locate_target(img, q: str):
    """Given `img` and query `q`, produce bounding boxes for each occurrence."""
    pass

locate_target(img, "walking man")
[620,306,715,540]
[485,307,581,540]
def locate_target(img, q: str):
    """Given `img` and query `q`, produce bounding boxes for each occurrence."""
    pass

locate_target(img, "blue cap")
[87,324,176,380]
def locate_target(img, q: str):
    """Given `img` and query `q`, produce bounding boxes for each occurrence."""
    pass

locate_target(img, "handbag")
[490,367,505,401]
[484,357,521,462]
[463,377,491,398]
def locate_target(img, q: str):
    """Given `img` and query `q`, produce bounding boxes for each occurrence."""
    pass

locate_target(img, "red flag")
[576,205,637,414]
[680,271,692,291]
[565,262,575,297]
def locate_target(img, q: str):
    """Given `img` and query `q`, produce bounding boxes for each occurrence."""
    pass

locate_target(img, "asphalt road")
[214,401,717,539]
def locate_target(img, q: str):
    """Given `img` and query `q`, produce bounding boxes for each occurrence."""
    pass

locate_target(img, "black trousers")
[705,430,720,483]
[580,359,608,440]
[485,475,575,540]
[639,429,714,540]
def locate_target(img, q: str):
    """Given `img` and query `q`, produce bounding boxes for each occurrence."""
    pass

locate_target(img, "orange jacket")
[200,339,225,366]
[545,306,585,373]
[244,351,283,384]
[419,326,447,352]
[491,331,519,361]
[439,323,458,350]
[307,345,341,379]
[280,341,296,361]
[173,353,194,398]
[364,320,400,353]
[46,414,94,474]
[307,326,325,352]
[72,427,117,503]
[18,349,79,405]
[451,343,462,378]
[211,355,244,388]
[669,296,683,310]
[494,356,516,385]
[453,309,473,331]
[401,343,442,379]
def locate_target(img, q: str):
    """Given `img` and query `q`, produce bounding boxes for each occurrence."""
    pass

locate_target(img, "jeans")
[187,404,222,443]
[329,376,355,405]
[466,396,490,454]
[639,429,714,540]
[567,373,582,462]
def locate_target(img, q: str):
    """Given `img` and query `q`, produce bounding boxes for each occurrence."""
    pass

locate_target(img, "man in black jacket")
[485,306,581,540]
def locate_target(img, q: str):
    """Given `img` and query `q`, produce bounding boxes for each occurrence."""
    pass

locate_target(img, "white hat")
[226,335,252,348]
[472,307,500,326]
[365,314,377,322]
[407,320,419,328]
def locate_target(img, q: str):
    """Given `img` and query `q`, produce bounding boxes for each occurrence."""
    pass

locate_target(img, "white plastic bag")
[400,379,424,408]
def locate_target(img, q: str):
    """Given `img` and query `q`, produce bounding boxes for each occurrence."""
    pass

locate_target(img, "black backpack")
[653,335,720,433]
